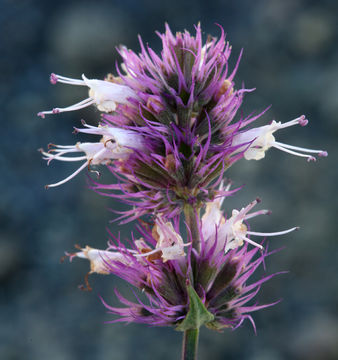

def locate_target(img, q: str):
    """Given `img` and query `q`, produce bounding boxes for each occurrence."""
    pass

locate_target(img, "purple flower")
[69,198,293,330]
[39,24,326,221]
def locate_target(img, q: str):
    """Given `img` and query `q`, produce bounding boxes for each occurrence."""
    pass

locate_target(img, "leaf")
[176,284,214,331]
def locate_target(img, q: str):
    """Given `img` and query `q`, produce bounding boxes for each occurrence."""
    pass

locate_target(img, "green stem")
[183,205,201,252]
[181,328,199,360]
[182,205,201,359]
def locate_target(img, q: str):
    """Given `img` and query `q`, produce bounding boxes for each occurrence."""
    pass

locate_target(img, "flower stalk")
[182,328,199,360]
[184,204,201,252]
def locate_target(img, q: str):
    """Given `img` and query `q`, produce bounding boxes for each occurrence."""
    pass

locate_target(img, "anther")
[298,115,308,127]
[50,73,58,84]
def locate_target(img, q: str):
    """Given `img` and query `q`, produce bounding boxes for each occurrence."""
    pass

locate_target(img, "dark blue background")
[1,0,337,359]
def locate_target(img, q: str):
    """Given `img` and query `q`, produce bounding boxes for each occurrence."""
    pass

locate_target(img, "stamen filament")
[274,141,327,155]
[49,148,81,154]
[244,209,270,220]
[43,154,88,162]
[54,98,95,112]
[247,226,299,237]
[49,144,79,149]
[38,98,95,117]
[45,147,107,188]
[272,143,316,161]
[52,74,87,86]
[46,161,88,188]
[278,115,307,129]
[241,236,264,250]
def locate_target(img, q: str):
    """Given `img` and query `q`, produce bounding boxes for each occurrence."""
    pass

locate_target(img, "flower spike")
[38,24,327,340]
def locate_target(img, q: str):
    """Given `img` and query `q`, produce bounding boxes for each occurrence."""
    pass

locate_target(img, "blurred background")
[1,0,337,359]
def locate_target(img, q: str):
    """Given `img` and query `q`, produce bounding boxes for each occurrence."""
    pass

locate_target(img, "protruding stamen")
[240,236,264,250]
[49,144,78,149]
[44,146,107,188]
[45,162,88,188]
[244,209,270,220]
[272,143,316,161]
[247,226,299,237]
[275,115,308,130]
[50,73,87,86]
[37,98,95,117]
[43,153,87,162]
[274,141,327,156]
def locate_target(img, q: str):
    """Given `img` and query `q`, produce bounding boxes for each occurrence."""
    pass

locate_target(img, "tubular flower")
[71,216,189,276]
[202,198,298,253]
[231,115,328,161]
[40,125,145,188]
[69,212,282,330]
[38,74,138,116]
[39,24,326,220]
[72,245,132,275]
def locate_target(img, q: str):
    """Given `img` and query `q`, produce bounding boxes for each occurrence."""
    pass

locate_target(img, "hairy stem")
[184,205,201,252]
[181,328,199,360]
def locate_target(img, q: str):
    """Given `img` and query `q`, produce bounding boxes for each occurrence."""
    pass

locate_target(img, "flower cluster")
[40,24,327,332]
[68,198,294,329]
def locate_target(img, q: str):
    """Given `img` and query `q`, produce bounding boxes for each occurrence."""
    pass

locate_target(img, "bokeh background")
[1,0,337,359]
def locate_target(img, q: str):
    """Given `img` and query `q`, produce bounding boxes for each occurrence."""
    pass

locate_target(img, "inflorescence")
[39,24,327,331]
